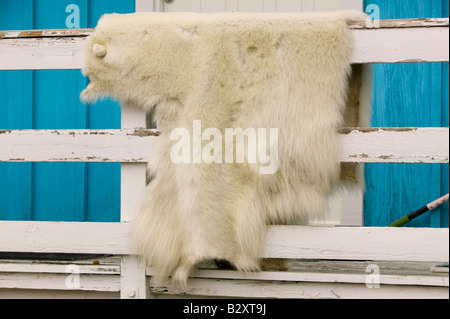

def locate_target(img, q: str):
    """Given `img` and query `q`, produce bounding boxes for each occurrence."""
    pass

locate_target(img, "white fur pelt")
[80,11,369,287]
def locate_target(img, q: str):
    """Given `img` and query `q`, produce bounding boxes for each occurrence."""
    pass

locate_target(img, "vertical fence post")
[120,103,148,299]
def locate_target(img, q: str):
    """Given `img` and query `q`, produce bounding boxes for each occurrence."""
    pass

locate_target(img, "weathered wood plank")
[119,104,149,299]
[0,221,131,255]
[0,19,447,39]
[0,129,159,163]
[190,260,449,287]
[0,19,448,70]
[0,37,86,70]
[351,26,449,64]
[0,261,120,275]
[1,259,446,297]
[120,256,148,299]
[350,17,449,29]
[120,107,148,222]
[0,221,447,263]
[0,259,121,293]
[0,28,93,39]
[150,277,449,299]
[188,269,449,287]
[0,272,120,292]
[338,127,449,163]
[0,128,447,163]
[264,226,449,262]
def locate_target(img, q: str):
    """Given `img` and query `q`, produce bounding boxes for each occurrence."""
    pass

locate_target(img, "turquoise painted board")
[0,0,135,222]
[363,0,449,227]
[0,0,34,220]
[0,68,33,220]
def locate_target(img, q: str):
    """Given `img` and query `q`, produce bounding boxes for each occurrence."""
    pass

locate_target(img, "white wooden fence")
[0,18,449,299]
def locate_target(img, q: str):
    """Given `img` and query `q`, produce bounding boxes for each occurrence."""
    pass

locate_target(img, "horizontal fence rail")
[0,129,160,163]
[0,221,448,263]
[0,18,448,70]
[0,128,448,163]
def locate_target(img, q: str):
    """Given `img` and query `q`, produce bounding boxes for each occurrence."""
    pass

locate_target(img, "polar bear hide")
[80,11,370,287]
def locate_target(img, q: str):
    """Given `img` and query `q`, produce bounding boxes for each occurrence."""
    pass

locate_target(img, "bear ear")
[92,43,107,58]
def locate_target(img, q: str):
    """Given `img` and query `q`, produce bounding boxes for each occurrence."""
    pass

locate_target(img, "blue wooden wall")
[363,0,449,227]
[0,0,135,222]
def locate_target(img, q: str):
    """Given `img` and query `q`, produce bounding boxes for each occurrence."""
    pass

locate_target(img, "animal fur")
[80,11,370,287]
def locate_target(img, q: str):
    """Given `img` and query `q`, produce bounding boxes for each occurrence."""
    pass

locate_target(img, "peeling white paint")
[1,128,447,163]
[0,19,448,70]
